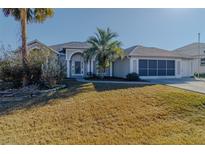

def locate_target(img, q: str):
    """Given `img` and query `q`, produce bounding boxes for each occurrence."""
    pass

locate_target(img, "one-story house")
[25,40,205,79]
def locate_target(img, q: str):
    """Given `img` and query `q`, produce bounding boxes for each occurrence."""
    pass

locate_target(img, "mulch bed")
[0,84,66,100]
[84,76,147,82]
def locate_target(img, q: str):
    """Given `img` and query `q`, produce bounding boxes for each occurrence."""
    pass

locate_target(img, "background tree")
[2,8,54,86]
[86,27,124,77]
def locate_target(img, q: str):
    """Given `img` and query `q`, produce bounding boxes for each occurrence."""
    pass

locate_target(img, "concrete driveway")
[149,78,205,94]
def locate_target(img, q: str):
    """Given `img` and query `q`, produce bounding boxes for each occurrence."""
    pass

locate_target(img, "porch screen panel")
[148,60,157,76]
[158,60,166,76]
[139,59,175,76]
[139,60,148,76]
[166,60,175,76]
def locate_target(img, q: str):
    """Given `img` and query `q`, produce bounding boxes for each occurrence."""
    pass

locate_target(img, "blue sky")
[1,8,205,50]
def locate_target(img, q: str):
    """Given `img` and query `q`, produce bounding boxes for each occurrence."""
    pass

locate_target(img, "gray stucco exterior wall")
[113,57,130,78]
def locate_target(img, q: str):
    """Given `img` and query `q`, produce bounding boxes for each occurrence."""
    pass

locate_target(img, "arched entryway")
[70,52,84,78]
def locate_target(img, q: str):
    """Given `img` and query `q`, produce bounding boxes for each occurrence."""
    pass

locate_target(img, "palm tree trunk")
[20,8,28,87]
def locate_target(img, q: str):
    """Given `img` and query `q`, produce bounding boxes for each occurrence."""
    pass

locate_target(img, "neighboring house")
[16,40,67,75]
[24,40,205,79]
[16,39,59,55]
[173,42,205,76]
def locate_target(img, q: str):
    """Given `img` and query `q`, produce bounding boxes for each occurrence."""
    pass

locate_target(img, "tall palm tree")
[2,8,54,86]
[85,28,124,77]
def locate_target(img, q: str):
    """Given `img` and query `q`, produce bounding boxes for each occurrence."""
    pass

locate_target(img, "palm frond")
[33,8,54,23]
[2,8,52,23]
[2,8,21,21]
[86,27,124,72]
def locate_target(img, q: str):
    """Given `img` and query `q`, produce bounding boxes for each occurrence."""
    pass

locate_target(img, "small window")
[201,58,205,66]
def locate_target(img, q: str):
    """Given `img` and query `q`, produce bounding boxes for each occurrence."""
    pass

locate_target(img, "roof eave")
[129,54,193,59]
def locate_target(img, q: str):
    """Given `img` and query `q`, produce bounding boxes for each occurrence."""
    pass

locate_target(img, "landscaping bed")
[0,83,66,115]
[84,76,147,82]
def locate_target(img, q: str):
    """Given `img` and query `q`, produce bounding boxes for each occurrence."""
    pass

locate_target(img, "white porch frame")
[129,56,182,79]
[66,49,84,78]
[66,49,113,78]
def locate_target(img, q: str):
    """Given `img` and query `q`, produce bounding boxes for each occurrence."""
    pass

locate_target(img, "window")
[201,58,205,66]
[139,59,175,76]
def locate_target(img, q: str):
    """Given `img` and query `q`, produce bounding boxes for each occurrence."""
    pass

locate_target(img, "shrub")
[0,61,24,88]
[126,72,140,81]
[194,72,205,78]
[0,48,65,89]
[28,63,42,85]
[86,72,97,78]
[41,57,63,88]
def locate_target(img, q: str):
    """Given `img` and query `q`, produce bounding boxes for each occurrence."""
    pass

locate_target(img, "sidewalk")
[76,78,152,84]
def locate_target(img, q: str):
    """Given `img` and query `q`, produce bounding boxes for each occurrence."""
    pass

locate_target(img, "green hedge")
[194,72,205,78]
[126,73,140,81]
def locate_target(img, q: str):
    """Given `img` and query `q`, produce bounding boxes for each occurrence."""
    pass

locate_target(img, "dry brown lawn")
[0,80,205,144]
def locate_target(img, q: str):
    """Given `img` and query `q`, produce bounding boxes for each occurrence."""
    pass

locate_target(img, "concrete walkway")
[77,78,205,94]
[149,78,205,94]
[76,79,152,85]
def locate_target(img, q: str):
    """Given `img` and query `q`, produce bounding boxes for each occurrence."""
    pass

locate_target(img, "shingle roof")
[125,45,191,59]
[16,39,59,54]
[49,42,91,51]
[173,42,205,57]
[124,45,138,55]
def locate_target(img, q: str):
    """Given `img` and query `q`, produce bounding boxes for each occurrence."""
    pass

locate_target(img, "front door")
[75,61,81,74]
